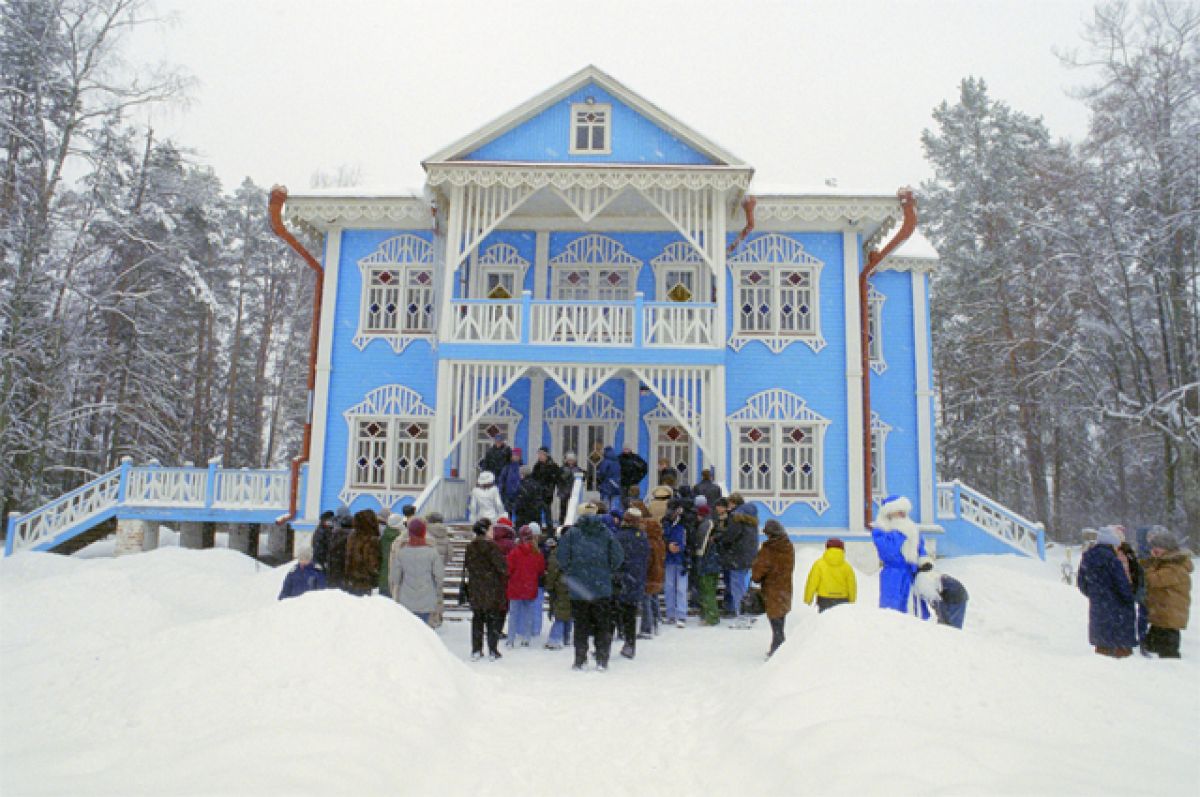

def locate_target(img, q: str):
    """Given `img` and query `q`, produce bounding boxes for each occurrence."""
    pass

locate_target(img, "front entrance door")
[559,423,609,489]
[468,417,517,486]
[650,421,695,486]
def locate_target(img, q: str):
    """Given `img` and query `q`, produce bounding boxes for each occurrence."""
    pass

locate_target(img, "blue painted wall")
[463,83,716,165]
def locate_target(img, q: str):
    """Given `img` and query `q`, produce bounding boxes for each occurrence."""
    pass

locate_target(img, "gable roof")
[422,65,746,167]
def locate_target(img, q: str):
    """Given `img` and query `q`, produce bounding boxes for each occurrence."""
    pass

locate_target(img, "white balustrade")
[214,469,290,508]
[644,303,716,347]
[126,467,206,506]
[8,469,123,553]
[936,484,956,519]
[950,482,1041,556]
[531,302,633,345]
[434,478,470,521]
[450,301,520,343]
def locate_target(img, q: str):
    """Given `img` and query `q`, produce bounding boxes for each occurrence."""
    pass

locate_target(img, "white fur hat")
[478,471,495,486]
[880,495,912,518]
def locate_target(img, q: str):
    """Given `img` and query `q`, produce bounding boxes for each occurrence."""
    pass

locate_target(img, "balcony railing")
[448,292,718,348]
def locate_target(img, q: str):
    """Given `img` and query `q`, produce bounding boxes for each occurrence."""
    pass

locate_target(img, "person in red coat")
[506,526,546,647]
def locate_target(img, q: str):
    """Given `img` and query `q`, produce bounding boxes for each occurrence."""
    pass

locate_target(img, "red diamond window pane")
[567,272,582,285]
[747,271,763,285]
[485,424,501,438]
[606,272,623,286]
[790,428,807,443]
[377,271,394,284]
[787,272,805,286]
[406,423,423,438]
[415,271,431,284]
[665,426,682,441]
[365,422,383,437]
[747,428,763,443]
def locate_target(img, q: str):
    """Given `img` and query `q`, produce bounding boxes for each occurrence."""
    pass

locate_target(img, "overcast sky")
[126,0,1102,194]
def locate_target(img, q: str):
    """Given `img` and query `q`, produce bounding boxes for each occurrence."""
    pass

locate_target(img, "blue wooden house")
[4,67,1044,560]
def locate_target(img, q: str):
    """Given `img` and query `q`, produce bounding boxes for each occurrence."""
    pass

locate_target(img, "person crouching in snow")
[751,520,795,658]
[914,557,969,628]
[803,538,857,612]
[1076,525,1137,657]
[1141,528,1192,659]
[278,547,327,599]
[871,495,928,616]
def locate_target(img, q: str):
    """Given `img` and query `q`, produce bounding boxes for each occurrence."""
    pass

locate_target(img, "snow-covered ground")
[1,543,1196,796]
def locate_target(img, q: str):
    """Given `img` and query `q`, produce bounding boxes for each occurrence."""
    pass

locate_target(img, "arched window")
[474,242,530,300]
[651,241,709,303]
[550,234,642,301]
[727,389,830,515]
[353,235,435,353]
[340,385,435,509]
[728,234,825,353]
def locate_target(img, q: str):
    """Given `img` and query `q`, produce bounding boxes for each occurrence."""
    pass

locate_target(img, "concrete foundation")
[114,519,159,556]
[226,524,253,555]
[179,522,206,549]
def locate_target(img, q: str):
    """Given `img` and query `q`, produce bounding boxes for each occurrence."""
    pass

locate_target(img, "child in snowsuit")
[803,538,857,611]
[1141,529,1193,658]
[278,547,327,599]
[914,557,969,628]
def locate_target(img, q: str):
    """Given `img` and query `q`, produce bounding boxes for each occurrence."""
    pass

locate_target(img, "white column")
[534,230,550,299]
[304,227,342,523]
[913,272,935,524]
[431,359,454,478]
[713,187,729,346]
[528,372,546,452]
[623,374,640,452]
[437,184,465,341]
[843,231,865,532]
[710,364,727,491]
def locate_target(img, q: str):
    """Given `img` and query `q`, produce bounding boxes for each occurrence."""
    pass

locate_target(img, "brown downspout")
[727,196,757,255]
[860,188,917,527]
[268,186,324,524]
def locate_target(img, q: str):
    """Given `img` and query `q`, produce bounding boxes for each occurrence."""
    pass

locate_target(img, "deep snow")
[1,543,1196,796]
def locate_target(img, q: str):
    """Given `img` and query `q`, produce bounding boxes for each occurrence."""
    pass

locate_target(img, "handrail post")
[520,290,532,345]
[1035,522,1046,560]
[116,456,133,503]
[634,291,644,346]
[206,456,220,508]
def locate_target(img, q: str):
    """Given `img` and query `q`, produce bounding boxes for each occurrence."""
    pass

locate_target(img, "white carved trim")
[842,231,864,532]
[541,364,621,406]
[727,389,831,516]
[753,196,899,224]
[728,234,826,354]
[453,182,538,269]
[445,363,531,451]
[645,401,699,423]
[868,284,887,375]
[914,273,935,523]
[426,164,752,193]
[878,255,937,274]
[550,233,643,269]
[284,196,432,231]
[870,412,893,503]
[630,365,715,466]
[344,385,436,420]
[544,391,623,422]
[552,184,625,222]
[635,184,718,268]
[475,242,531,299]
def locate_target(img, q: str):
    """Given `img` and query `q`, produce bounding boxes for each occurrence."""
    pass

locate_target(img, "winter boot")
[489,649,502,661]
[471,651,483,661]
[620,642,635,659]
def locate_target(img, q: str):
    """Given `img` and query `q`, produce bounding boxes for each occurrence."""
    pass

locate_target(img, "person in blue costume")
[871,495,928,617]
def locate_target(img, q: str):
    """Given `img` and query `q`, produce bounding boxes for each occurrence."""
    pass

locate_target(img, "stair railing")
[939,480,1045,558]
[5,462,127,555]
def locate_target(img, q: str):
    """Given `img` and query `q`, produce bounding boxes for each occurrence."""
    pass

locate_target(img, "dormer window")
[570,102,611,154]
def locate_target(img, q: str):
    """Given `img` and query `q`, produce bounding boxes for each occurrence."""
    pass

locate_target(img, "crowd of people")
[276,435,1192,666]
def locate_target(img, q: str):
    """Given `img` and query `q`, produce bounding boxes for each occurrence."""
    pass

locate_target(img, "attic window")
[570,103,611,154]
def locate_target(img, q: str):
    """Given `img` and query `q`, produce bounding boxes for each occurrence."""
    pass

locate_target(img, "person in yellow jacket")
[804,538,857,612]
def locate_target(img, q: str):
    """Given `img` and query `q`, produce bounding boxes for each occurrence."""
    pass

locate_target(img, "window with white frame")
[870,412,892,499]
[651,241,709,302]
[727,388,831,515]
[728,234,825,353]
[474,242,530,300]
[340,385,436,508]
[867,285,886,373]
[570,102,612,154]
[549,234,641,301]
[354,235,435,353]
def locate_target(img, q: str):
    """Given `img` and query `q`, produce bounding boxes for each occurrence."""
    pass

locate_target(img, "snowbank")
[1,547,1196,796]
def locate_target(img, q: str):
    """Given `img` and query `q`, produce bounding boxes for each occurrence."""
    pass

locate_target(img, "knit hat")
[1147,527,1181,552]
[694,495,708,508]
[518,525,534,541]
[1095,526,1121,546]
[825,537,844,550]
[527,522,541,537]
[879,495,912,519]
[538,446,550,455]
[386,513,405,530]
[407,518,426,539]
[478,471,495,486]
[697,505,711,517]
[763,519,786,538]
[578,502,597,517]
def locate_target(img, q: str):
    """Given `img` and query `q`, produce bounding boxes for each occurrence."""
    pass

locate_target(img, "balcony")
[448,291,719,349]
